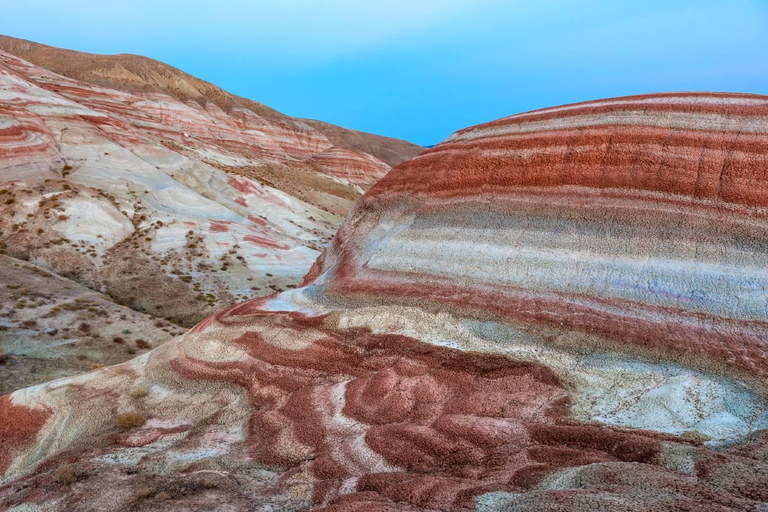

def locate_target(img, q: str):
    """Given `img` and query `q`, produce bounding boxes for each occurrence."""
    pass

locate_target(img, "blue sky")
[2,1,767,146]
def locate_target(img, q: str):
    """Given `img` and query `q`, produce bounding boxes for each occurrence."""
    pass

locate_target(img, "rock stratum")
[2,92,768,511]
[0,36,422,390]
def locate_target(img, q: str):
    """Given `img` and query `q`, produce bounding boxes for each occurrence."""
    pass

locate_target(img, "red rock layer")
[0,395,51,475]
[308,147,390,187]
[367,92,768,206]
[312,92,768,390]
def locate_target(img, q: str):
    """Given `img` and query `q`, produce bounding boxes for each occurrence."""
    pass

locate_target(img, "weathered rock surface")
[2,93,768,511]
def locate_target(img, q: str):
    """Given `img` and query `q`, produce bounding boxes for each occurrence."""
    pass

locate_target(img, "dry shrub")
[54,466,78,485]
[116,412,146,431]
[129,385,149,398]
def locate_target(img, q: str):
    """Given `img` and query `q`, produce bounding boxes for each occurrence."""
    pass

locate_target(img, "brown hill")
[0,34,424,165]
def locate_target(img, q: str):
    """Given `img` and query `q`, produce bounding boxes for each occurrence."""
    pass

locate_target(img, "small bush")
[135,339,151,349]
[113,336,125,344]
[53,466,78,485]
[115,412,146,431]
[128,385,149,398]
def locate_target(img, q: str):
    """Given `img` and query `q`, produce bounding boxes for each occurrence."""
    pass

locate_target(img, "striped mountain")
[2,92,768,511]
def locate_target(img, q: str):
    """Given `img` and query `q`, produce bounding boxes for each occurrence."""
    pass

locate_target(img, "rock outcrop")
[2,93,768,511]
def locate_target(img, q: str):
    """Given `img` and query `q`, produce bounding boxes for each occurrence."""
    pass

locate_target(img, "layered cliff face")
[2,93,768,511]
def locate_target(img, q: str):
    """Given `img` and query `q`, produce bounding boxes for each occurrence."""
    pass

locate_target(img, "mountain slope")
[0,34,424,166]
[3,93,768,511]
[0,38,420,389]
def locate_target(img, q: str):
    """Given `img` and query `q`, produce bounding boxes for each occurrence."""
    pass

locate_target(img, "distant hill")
[0,34,424,167]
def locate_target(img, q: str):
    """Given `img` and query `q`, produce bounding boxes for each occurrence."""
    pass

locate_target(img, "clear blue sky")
[2,1,767,146]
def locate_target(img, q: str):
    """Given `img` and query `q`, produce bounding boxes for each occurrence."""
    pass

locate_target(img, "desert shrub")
[135,339,151,349]
[134,486,156,500]
[129,385,149,398]
[53,466,78,485]
[115,412,146,431]
[113,336,125,344]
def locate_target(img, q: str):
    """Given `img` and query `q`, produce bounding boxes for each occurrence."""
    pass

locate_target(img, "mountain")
[0,36,422,391]
[3,92,768,511]
[0,34,424,167]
